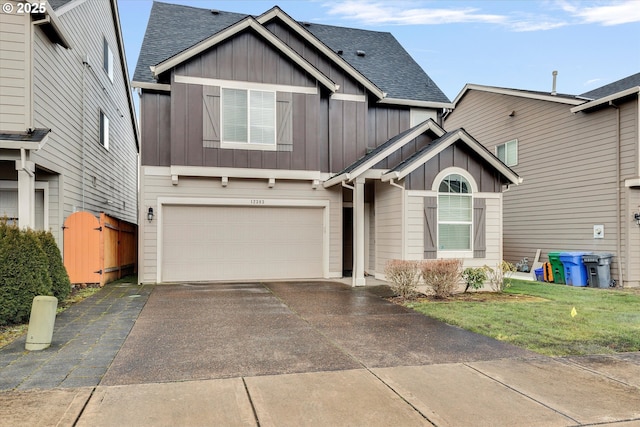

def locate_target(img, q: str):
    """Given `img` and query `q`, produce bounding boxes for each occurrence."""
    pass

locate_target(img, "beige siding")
[445,90,628,283]
[405,194,423,260]
[374,181,403,278]
[139,167,342,283]
[0,4,30,131]
[30,0,137,246]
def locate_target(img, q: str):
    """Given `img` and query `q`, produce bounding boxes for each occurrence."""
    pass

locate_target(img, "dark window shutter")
[276,92,293,152]
[202,86,220,148]
[424,196,437,259]
[473,198,486,258]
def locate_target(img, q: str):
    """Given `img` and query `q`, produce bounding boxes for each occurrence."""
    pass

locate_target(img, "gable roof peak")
[134,1,450,104]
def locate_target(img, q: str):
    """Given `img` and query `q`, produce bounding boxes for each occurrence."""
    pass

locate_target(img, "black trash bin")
[582,253,614,288]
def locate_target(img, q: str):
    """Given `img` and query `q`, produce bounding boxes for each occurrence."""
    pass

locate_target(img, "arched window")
[438,174,472,250]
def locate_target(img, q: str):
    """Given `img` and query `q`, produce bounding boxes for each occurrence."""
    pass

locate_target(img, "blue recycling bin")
[559,252,591,287]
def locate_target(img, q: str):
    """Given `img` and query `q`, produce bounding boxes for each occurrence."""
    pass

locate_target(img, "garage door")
[161,205,324,282]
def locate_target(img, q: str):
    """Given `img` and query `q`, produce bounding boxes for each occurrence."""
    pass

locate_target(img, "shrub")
[36,230,71,301]
[462,267,488,292]
[0,222,52,325]
[484,261,517,292]
[384,260,421,299]
[420,259,463,299]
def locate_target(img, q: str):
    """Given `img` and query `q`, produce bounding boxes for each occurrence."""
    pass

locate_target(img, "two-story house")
[134,2,520,286]
[0,0,138,248]
[445,73,640,287]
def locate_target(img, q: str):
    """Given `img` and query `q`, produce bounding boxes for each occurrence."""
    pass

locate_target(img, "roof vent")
[356,50,366,57]
[210,9,220,15]
[337,49,343,55]
[302,21,311,27]
[551,70,558,95]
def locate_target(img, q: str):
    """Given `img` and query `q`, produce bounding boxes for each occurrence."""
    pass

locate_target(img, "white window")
[100,111,109,150]
[103,37,113,82]
[221,88,276,150]
[496,139,517,166]
[438,174,472,251]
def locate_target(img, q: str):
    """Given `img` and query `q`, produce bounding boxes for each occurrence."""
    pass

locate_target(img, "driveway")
[100,281,532,385]
[2,280,640,426]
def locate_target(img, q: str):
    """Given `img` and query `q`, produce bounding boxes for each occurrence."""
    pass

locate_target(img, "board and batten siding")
[139,166,342,283]
[30,0,137,247]
[0,4,30,131]
[142,25,444,176]
[445,89,628,283]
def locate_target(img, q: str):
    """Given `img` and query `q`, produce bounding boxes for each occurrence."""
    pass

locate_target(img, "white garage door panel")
[162,205,323,282]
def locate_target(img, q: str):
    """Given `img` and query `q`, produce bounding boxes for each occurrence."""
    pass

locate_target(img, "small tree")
[0,223,52,325]
[36,230,71,301]
[484,261,516,292]
[462,267,487,293]
[420,259,463,299]
[384,260,421,299]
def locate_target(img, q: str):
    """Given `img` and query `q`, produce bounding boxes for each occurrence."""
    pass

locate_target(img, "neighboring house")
[445,72,640,287]
[0,0,138,249]
[134,2,520,285]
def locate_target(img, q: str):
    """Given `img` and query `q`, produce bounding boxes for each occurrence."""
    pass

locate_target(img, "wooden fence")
[63,211,137,286]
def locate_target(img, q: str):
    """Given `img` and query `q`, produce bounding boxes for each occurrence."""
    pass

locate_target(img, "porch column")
[15,158,35,229]
[352,177,366,287]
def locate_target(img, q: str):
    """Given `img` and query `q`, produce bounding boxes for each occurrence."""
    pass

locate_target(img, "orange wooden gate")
[63,212,137,286]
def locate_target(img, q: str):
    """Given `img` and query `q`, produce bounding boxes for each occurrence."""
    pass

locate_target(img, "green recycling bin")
[547,251,566,284]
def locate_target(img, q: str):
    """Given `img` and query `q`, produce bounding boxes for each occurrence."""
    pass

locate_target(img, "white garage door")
[161,205,324,282]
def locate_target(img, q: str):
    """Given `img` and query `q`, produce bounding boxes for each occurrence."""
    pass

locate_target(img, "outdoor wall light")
[147,207,154,222]
[634,212,640,226]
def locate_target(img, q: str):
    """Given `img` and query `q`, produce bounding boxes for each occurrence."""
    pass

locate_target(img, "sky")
[118,0,640,101]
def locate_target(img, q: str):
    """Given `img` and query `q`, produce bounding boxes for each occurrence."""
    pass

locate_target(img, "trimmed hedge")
[36,230,71,301]
[0,221,69,325]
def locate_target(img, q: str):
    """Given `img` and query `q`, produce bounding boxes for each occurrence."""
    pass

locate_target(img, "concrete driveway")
[2,280,640,426]
[100,281,532,385]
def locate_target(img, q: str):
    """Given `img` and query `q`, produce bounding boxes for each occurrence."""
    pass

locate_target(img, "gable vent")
[356,50,366,57]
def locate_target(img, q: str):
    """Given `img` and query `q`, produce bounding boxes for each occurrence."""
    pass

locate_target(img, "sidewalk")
[1,280,639,426]
[0,281,151,390]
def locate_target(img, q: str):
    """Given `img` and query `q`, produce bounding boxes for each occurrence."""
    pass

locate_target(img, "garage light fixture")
[147,207,154,222]
[635,212,640,226]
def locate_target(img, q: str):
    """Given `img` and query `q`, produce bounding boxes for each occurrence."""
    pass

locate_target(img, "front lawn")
[406,280,640,356]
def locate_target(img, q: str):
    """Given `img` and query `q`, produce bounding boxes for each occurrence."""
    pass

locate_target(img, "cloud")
[323,0,640,31]
[563,0,640,25]
[323,1,507,25]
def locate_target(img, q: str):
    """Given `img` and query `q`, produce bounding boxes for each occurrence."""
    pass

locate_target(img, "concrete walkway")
[1,280,639,426]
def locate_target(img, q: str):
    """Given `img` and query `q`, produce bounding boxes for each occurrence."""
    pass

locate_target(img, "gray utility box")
[582,253,613,288]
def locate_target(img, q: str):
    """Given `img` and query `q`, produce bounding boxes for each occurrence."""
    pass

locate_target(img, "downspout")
[19,148,34,177]
[611,101,624,286]
[81,55,88,210]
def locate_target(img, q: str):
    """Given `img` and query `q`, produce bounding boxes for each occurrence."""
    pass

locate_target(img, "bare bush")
[484,261,517,292]
[420,259,463,299]
[384,260,421,299]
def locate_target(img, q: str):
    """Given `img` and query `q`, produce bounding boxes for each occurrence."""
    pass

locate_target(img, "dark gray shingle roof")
[134,2,247,84]
[304,23,449,103]
[0,128,50,143]
[580,72,640,99]
[48,0,74,10]
[134,1,450,103]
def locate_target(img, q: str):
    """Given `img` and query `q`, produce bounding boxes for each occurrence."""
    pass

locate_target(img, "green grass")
[406,279,640,356]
